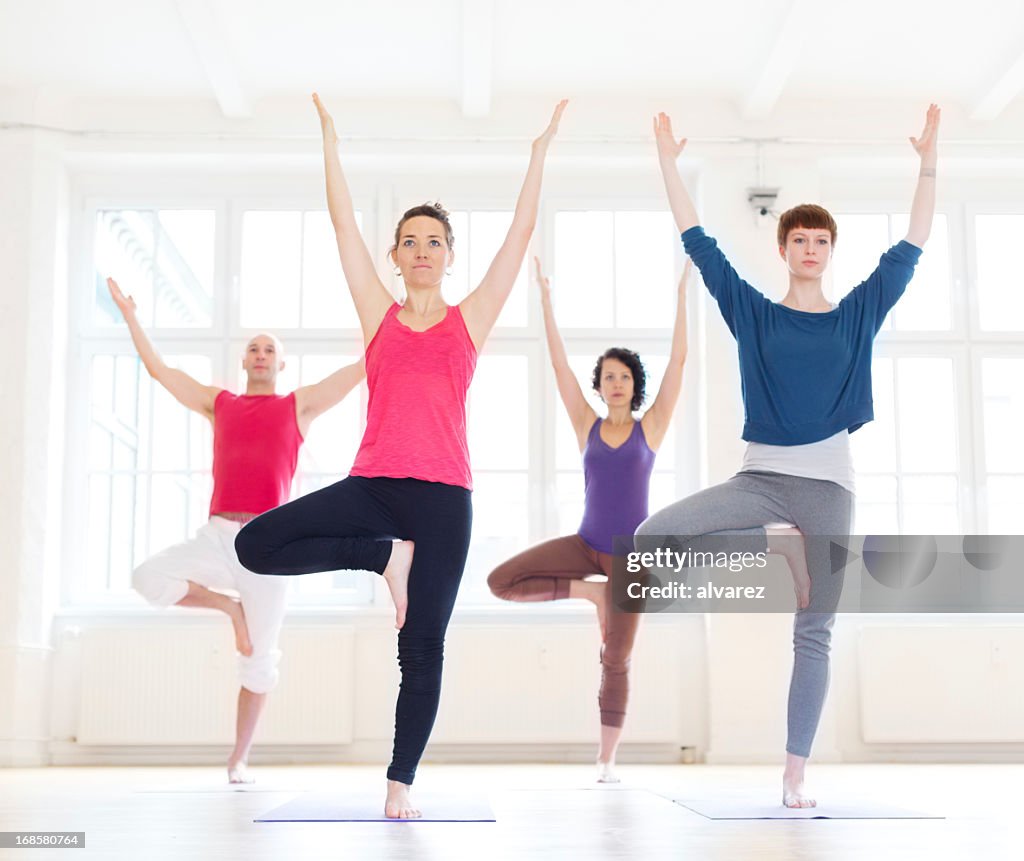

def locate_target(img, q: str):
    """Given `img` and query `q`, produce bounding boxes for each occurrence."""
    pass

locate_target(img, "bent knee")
[131,563,186,607]
[486,563,515,599]
[238,650,281,694]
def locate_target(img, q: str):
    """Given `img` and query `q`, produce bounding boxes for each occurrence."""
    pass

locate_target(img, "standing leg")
[779,477,854,807]
[228,520,291,782]
[383,480,473,818]
[597,550,640,782]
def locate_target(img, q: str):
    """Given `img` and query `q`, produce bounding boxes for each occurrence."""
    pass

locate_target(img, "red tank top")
[209,391,303,516]
[350,302,478,490]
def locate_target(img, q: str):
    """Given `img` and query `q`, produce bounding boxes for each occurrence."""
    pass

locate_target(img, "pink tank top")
[209,391,303,516]
[350,302,478,490]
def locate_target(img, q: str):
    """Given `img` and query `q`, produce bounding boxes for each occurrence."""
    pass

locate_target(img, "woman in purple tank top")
[488,256,690,782]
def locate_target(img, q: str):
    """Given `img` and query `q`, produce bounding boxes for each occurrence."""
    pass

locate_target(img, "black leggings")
[234,476,473,785]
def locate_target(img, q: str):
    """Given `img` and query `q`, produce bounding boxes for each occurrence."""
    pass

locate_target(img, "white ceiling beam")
[972,48,1024,121]
[460,0,494,118]
[741,0,811,120]
[173,0,251,119]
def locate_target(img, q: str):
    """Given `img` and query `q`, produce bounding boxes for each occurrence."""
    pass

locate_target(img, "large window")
[71,190,691,607]
[833,204,1024,534]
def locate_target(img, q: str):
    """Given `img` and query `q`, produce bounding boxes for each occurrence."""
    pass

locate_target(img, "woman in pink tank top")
[488,256,690,783]
[236,93,567,819]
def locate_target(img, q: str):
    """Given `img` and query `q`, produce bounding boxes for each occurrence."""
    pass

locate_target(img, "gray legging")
[634,470,853,758]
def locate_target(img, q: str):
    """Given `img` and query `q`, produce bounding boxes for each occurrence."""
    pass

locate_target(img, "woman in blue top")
[489,256,688,783]
[637,106,940,807]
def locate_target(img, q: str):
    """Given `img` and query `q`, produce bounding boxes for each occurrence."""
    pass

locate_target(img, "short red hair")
[777,204,837,247]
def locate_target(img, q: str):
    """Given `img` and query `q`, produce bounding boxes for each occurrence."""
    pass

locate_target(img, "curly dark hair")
[592,348,646,412]
[390,201,454,257]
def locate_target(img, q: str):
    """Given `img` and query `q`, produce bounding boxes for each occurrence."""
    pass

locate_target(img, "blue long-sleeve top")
[682,225,922,445]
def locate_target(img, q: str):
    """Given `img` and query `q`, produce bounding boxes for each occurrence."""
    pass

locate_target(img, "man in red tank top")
[107,277,363,783]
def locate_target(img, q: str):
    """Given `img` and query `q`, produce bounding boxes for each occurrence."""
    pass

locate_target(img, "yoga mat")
[255,791,496,822]
[674,797,943,820]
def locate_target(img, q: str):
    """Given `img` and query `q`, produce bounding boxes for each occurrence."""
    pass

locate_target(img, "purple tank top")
[577,418,656,554]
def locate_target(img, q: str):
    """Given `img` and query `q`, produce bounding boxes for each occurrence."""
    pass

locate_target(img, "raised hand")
[654,112,687,161]
[312,92,338,142]
[106,277,136,319]
[909,103,940,161]
[532,99,569,151]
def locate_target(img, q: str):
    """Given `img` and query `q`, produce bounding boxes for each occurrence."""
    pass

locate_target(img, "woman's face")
[779,226,833,280]
[598,357,634,407]
[391,215,453,288]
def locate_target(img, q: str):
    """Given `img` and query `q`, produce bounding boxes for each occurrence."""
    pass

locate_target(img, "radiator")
[859,625,1024,743]
[77,625,354,745]
[429,623,684,743]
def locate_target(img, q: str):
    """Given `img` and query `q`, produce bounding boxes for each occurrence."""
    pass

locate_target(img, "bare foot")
[385,780,421,819]
[570,578,608,642]
[383,540,414,630]
[596,761,620,784]
[782,779,816,808]
[226,601,253,656]
[782,753,816,808]
[768,527,811,610]
[227,762,254,784]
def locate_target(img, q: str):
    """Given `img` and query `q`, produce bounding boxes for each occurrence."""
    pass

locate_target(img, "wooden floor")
[0,763,1020,860]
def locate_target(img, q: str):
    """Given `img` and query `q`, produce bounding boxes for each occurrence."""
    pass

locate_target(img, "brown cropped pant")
[487,534,641,729]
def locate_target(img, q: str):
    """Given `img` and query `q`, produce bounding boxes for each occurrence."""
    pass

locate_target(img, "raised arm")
[640,259,690,451]
[106,278,220,419]
[654,113,699,234]
[293,357,365,438]
[536,257,596,450]
[904,103,940,248]
[460,100,568,350]
[313,93,394,343]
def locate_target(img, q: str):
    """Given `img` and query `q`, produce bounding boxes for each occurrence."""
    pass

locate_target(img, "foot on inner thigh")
[596,761,620,784]
[782,756,816,808]
[227,761,254,784]
[226,600,253,656]
[382,540,415,630]
[570,578,608,642]
[385,779,421,819]
[768,526,811,610]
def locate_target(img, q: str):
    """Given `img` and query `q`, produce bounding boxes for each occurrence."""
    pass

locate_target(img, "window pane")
[988,477,1024,534]
[889,213,951,331]
[301,211,363,329]
[240,211,301,328]
[465,473,529,602]
[296,355,363,477]
[903,475,959,534]
[855,475,898,534]
[442,211,527,326]
[896,357,957,473]
[468,355,529,471]
[470,211,527,328]
[555,470,585,539]
[976,214,1024,331]
[554,212,614,327]
[982,357,1024,473]
[614,212,677,328]
[555,355,604,470]
[851,358,896,473]
[831,214,889,305]
[95,210,215,329]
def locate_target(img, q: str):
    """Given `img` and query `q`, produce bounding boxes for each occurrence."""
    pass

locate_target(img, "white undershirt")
[741,429,856,495]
